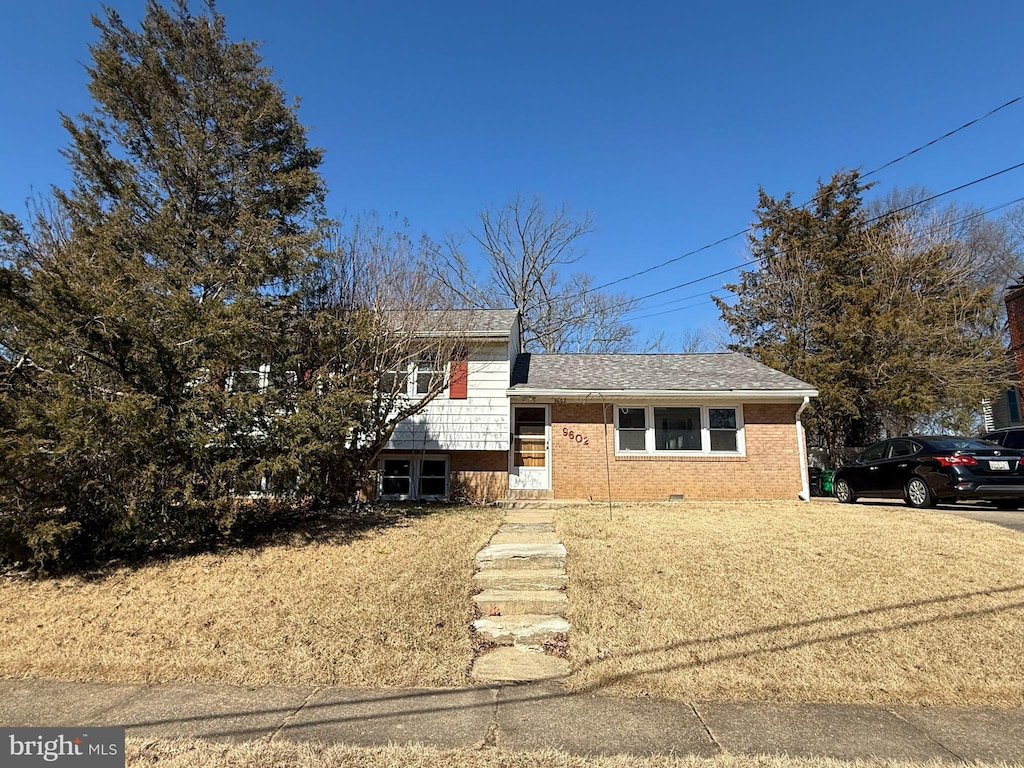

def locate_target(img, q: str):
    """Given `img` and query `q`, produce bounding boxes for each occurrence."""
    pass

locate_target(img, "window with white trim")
[616,407,648,452]
[418,459,448,498]
[381,365,410,398]
[379,456,450,500]
[227,362,270,393]
[414,355,443,395]
[381,458,412,498]
[381,357,447,399]
[615,405,744,455]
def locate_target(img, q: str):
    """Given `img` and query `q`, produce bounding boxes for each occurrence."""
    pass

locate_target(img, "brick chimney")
[1006,285,1024,382]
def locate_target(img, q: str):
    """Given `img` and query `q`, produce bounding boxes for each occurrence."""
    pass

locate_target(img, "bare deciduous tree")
[430,193,638,352]
[297,214,469,493]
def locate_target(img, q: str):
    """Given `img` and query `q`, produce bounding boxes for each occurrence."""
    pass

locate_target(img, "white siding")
[386,341,511,451]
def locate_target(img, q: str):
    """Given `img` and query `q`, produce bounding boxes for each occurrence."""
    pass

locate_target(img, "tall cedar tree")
[716,170,1009,466]
[0,0,329,568]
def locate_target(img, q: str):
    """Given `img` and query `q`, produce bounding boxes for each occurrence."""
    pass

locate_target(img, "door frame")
[508,404,551,491]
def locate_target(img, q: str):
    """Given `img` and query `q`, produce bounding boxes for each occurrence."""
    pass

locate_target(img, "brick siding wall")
[375,449,508,503]
[548,402,804,501]
[1006,286,1024,383]
[450,450,508,503]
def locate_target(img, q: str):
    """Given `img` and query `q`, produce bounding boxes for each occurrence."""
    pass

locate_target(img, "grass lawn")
[125,738,1002,768]
[0,505,502,688]
[557,500,1024,707]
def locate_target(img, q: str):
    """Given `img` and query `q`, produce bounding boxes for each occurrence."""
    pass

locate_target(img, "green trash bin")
[820,470,835,497]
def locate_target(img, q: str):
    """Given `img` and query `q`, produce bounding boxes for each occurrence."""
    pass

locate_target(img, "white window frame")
[227,362,271,393]
[414,355,445,396]
[379,457,414,500]
[613,404,745,456]
[382,358,449,400]
[378,455,450,500]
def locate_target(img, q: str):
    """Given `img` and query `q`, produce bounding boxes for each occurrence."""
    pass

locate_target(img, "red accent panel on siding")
[450,359,468,399]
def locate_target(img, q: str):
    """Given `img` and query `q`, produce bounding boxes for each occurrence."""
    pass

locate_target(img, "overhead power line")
[591,95,1023,294]
[622,194,1024,324]
[605,171,1024,318]
[861,96,1022,180]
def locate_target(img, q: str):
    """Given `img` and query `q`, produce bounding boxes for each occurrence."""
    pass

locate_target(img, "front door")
[509,405,550,491]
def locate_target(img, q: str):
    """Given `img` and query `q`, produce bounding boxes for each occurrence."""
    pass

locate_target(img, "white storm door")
[509,405,550,490]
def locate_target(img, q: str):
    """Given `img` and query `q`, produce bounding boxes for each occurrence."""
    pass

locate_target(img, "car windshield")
[928,437,999,452]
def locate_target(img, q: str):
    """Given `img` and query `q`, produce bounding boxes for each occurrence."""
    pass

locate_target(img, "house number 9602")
[562,427,589,446]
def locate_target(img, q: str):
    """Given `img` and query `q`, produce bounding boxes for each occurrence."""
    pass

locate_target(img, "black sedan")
[832,436,1024,509]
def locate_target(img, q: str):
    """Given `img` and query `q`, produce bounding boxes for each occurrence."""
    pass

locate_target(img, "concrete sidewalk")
[3,677,1023,763]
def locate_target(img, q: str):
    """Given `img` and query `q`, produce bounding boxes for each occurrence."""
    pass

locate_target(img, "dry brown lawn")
[557,500,1024,706]
[125,738,1003,768]
[0,506,502,687]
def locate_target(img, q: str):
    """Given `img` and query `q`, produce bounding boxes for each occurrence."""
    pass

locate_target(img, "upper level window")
[381,366,410,397]
[415,356,443,395]
[382,356,448,399]
[615,405,744,455]
[227,363,269,393]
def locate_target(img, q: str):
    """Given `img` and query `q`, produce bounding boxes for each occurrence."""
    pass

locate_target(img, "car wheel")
[834,478,856,504]
[905,477,935,509]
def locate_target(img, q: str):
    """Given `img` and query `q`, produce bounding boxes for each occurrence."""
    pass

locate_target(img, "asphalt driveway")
[845,498,1024,534]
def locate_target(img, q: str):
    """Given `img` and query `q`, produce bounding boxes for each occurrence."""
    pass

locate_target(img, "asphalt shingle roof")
[416,309,520,337]
[510,353,815,393]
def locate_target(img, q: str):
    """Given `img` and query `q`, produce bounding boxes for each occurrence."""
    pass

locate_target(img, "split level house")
[378,309,819,503]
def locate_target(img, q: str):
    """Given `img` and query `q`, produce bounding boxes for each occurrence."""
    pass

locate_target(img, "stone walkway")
[470,509,571,682]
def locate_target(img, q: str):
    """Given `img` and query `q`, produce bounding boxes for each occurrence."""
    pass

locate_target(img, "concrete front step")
[490,531,562,546]
[473,589,567,616]
[501,510,563,524]
[473,615,570,646]
[475,543,566,571]
[470,646,571,682]
[504,490,554,500]
[473,568,567,591]
[499,521,555,533]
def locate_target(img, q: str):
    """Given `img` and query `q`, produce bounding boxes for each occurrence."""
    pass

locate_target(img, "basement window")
[379,456,450,500]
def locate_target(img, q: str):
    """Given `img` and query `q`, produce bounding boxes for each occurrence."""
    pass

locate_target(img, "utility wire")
[860,96,1022,179]
[624,193,1024,323]
[604,167,1024,316]
[591,96,1022,294]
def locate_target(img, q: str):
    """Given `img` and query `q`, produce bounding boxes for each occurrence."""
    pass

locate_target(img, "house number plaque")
[562,427,590,446]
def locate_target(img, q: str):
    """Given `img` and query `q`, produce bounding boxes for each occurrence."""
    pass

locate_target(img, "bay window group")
[614,405,743,455]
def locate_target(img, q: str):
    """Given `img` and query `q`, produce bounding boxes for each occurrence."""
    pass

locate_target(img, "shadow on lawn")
[79,583,1024,741]
[8,500,456,581]
[568,582,1024,695]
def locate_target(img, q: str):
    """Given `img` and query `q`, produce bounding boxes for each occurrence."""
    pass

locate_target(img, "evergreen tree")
[716,170,1010,465]
[0,0,327,568]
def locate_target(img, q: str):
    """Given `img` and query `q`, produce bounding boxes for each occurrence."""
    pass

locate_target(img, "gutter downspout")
[796,396,811,501]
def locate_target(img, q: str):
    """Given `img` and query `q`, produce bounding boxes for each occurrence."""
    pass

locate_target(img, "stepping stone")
[473,589,567,616]
[471,647,570,682]
[490,530,562,546]
[475,543,566,571]
[504,511,557,525]
[473,568,567,591]
[499,522,555,534]
[473,615,570,646]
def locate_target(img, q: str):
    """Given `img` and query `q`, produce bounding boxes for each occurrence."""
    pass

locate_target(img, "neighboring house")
[376,309,819,502]
[984,285,1024,432]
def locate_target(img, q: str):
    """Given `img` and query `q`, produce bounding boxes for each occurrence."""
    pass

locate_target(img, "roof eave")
[506,387,819,401]
[414,330,512,339]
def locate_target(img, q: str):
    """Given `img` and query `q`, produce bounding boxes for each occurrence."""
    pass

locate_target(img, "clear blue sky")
[2,1,1022,348]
